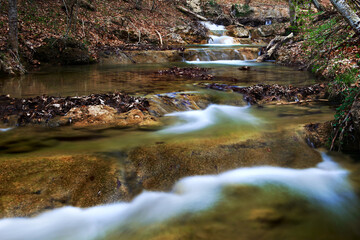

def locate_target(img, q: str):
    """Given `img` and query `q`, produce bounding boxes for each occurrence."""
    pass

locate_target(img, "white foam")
[208,35,235,45]
[200,21,226,31]
[160,104,259,134]
[0,153,356,240]
[0,128,12,132]
[186,59,258,65]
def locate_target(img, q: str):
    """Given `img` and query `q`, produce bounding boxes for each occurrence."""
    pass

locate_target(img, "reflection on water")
[0,61,316,98]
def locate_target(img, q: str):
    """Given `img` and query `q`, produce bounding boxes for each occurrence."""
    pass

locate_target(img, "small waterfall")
[0,128,12,132]
[201,21,236,46]
[208,35,235,45]
[0,153,356,240]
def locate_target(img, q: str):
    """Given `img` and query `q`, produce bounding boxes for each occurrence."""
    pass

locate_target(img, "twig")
[155,30,163,46]
[330,90,360,151]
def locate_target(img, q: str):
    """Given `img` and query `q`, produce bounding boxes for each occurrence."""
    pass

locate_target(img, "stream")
[0,22,359,240]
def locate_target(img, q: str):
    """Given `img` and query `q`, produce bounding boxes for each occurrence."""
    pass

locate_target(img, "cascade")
[0,153,356,240]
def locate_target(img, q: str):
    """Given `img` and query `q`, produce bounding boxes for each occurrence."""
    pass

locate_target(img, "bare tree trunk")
[289,0,297,26]
[8,0,19,55]
[312,0,325,11]
[330,0,360,34]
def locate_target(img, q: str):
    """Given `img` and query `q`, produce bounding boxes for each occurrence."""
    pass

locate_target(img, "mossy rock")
[34,38,94,65]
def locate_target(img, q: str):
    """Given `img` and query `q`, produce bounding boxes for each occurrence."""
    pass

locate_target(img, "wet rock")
[248,208,284,226]
[61,106,159,128]
[34,38,94,65]
[183,48,259,61]
[227,25,250,38]
[0,153,139,218]
[171,22,208,44]
[149,92,212,116]
[157,67,213,80]
[238,66,251,71]
[200,83,327,105]
[304,122,332,148]
[127,130,323,191]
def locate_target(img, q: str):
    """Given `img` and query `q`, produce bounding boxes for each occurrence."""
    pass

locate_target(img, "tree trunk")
[330,0,360,34]
[289,0,297,26]
[312,0,325,11]
[8,0,19,55]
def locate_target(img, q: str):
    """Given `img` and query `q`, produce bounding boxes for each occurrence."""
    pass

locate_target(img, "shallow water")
[0,60,316,98]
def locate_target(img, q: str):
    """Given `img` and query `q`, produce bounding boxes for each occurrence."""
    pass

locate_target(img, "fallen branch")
[155,30,163,46]
[256,33,293,62]
[177,6,208,21]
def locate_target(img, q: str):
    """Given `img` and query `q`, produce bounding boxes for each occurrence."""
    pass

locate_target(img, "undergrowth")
[291,2,360,151]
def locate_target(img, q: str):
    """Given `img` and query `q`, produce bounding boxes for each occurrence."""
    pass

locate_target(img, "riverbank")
[0,0,292,73]
[275,10,360,152]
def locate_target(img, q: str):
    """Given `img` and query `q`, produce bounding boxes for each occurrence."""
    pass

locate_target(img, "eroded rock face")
[34,38,93,65]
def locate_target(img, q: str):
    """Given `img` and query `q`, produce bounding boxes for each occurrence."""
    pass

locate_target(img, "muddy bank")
[199,83,327,105]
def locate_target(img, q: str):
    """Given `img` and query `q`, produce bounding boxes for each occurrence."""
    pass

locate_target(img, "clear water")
[0,42,359,239]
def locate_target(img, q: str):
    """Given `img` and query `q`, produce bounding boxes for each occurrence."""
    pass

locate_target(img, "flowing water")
[0,23,359,240]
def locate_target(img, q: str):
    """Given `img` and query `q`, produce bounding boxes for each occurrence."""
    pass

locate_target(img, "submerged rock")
[157,67,214,80]
[0,153,141,218]
[61,106,159,127]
